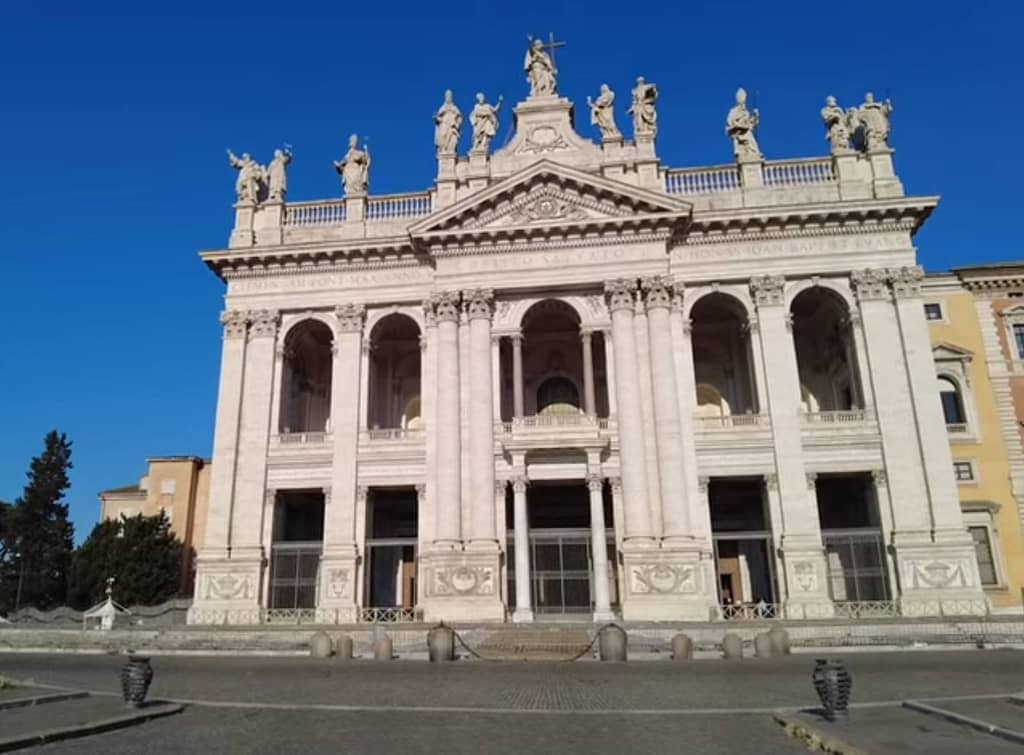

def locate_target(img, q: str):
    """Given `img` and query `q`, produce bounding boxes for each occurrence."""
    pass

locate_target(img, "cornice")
[427,228,674,258]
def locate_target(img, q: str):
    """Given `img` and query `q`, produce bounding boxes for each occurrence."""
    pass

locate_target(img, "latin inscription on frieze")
[444,243,655,275]
[672,232,908,263]
[228,267,433,295]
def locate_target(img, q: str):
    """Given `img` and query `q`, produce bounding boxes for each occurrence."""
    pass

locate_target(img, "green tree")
[0,431,75,613]
[68,511,182,609]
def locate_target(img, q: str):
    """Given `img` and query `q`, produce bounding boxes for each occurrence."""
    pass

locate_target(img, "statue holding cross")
[524,34,564,97]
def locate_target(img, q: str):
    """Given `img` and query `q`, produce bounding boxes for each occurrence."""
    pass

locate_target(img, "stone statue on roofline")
[470,93,503,153]
[227,149,265,204]
[434,89,462,156]
[628,77,658,139]
[587,84,621,140]
[820,96,851,154]
[265,146,293,202]
[726,87,762,161]
[854,92,894,152]
[334,134,370,196]
[524,37,557,96]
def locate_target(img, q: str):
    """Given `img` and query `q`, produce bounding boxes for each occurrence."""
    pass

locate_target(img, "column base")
[619,543,718,621]
[592,609,617,623]
[892,532,989,616]
[419,548,505,623]
[778,536,834,618]
[315,549,359,624]
[512,607,535,623]
[187,550,264,626]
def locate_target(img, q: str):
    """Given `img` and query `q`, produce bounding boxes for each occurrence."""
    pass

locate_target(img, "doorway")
[709,478,778,612]
[364,488,418,614]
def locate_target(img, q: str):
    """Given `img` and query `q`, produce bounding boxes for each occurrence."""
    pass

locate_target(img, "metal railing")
[263,608,319,625]
[276,431,329,444]
[802,409,872,424]
[695,413,767,428]
[359,607,422,623]
[365,428,425,441]
[365,192,432,222]
[719,599,990,621]
[665,164,740,195]
[284,200,346,226]
[720,603,781,621]
[762,157,836,187]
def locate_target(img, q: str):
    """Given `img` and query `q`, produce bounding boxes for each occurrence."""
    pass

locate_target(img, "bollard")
[769,626,791,656]
[373,634,394,661]
[598,625,628,662]
[671,633,693,661]
[309,631,334,658]
[721,633,743,660]
[335,633,353,661]
[812,658,852,721]
[754,631,773,658]
[120,656,153,708]
[427,624,456,663]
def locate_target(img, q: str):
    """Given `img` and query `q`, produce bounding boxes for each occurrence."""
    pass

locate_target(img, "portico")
[188,40,988,626]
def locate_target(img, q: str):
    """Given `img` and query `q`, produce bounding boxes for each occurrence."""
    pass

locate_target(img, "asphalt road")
[2,649,1022,753]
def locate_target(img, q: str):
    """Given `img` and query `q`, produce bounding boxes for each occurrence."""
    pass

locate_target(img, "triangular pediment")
[933,342,974,362]
[409,160,691,240]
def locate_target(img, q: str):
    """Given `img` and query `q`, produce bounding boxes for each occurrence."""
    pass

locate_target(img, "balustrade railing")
[263,608,318,625]
[365,192,433,222]
[359,607,422,623]
[720,603,780,621]
[665,165,740,195]
[365,428,425,441]
[276,431,329,444]
[802,409,872,424]
[513,413,599,428]
[762,157,836,187]
[946,422,969,434]
[695,413,767,429]
[283,200,346,226]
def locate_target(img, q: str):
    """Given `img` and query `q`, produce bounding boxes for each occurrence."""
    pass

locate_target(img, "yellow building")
[98,456,211,595]
[924,273,1024,612]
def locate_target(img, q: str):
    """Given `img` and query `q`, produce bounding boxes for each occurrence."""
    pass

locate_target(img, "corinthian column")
[429,292,462,547]
[604,279,653,543]
[641,276,691,541]
[464,288,497,550]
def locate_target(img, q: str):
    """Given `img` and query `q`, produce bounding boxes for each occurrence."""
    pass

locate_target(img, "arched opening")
[790,287,863,412]
[367,314,422,430]
[690,293,758,415]
[938,375,966,426]
[279,319,333,433]
[537,376,580,414]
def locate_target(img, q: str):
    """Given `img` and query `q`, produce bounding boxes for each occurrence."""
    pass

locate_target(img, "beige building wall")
[925,274,1024,611]
[98,456,211,595]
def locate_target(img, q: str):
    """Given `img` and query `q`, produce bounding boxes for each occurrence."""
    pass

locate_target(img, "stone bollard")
[769,626,791,656]
[671,633,693,661]
[427,625,456,663]
[721,633,743,660]
[598,625,628,662]
[754,631,773,658]
[335,633,353,661]
[373,634,394,661]
[309,631,334,658]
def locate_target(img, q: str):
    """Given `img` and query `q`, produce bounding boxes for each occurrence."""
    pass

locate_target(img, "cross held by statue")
[529,32,566,66]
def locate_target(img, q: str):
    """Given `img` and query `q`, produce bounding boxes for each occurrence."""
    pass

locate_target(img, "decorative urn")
[120,655,154,708]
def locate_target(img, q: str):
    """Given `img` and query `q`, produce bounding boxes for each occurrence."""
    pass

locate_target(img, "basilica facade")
[188,48,989,625]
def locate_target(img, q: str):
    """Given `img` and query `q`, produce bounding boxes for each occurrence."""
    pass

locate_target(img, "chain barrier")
[441,622,622,662]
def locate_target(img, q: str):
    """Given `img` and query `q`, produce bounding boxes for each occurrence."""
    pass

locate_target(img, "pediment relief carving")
[467,185,629,229]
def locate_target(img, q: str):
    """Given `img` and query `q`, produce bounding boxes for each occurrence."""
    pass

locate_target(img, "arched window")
[938,376,966,425]
[537,376,580,414]
[790,287,863,412]
[279,319,334,433]
[690,293,758,415]
[367,314,422,429]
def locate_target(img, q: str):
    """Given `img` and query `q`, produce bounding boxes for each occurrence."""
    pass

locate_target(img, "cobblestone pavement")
[2,650,1023,753]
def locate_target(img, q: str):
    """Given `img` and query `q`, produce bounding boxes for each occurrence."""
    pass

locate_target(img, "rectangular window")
[924,303,943,321]
[954,461,975,482]
[968,526,998,586]
[1013,324,1024,360]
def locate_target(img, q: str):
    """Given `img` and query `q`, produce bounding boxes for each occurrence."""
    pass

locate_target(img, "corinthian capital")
[463,288,494,321]
[426,291,461,324]
[749,275,785,307]
[850,268,890,301]
[248,309,280,338]
[220,310,248,339]
[604,278,637,313]
[640,275,675,311]
[889,265,924,299]
[335,303,366,333]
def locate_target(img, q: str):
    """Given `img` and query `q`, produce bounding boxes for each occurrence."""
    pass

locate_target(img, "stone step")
[468,627,594,661]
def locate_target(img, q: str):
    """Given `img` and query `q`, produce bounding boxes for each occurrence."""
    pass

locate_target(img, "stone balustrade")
[664,164,739,195]
[365,192,433,222]
[283,200,347,226]
[762,157,836,187]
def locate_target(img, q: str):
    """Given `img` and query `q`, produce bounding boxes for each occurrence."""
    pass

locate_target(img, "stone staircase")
[466,626,595,661]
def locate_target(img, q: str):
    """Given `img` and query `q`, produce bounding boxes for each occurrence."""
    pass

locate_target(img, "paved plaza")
[2,649,1023,752]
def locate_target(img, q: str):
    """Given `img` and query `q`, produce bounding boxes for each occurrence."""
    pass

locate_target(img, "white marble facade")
[189,48,986,625]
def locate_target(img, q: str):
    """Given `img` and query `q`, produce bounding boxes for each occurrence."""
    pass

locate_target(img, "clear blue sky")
[0,0,1017,542]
